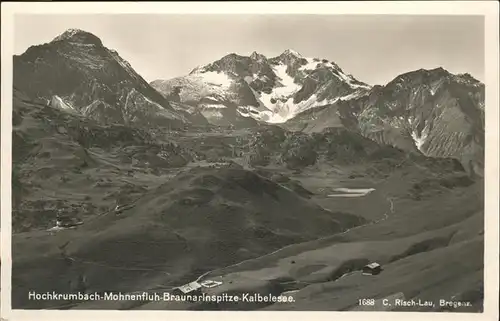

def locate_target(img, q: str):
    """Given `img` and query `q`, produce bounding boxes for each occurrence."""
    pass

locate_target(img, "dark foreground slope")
[12,165,364,309]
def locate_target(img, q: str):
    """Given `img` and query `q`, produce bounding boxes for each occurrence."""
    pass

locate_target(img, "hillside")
[12,166,365,309]
[130,162,482,311]
[11,88,194,233]
[14,29,207,128]
[284,68,485,176]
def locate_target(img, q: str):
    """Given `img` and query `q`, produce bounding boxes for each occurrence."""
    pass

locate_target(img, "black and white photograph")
[1,2,499,320]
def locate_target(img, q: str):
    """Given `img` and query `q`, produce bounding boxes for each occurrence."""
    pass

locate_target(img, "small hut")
[362,262,382,275]
[114,199,134,215]
[173,281,202,296]
[200,280,223,288]
[56,212,82,228]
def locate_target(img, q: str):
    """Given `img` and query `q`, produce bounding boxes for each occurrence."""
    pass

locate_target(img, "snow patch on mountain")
[152,50,373,124]
[429,78,445,95]
[338,91,366,102]
[200,103,228,109]
[199,71,233,87]
[272,63,302,96]
[300,58,370,91]
[154,71,234,103]
[51,95,76,112]
[246,58,370,123]
[237,105,273,121]
[262,91,364,123]
[330,68,370,90]
[411,129,428,151]
[408,118,431,151]
[300,58,321,71]
[59,28,81,38]
[201,109,224,119]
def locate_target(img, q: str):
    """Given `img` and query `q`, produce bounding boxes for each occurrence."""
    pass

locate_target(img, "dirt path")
[194,196,396,284]
[47,185,397,309]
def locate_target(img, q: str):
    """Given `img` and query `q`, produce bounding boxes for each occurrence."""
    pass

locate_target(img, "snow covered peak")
[282,49,302,57]
[156,49,373,124]
[250,51,266,61]
[52,28,103,46]
[270,49,307,68]
[189,65,206,75]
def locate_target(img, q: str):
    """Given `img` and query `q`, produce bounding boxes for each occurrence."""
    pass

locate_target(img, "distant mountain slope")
[151,49,370,125]
[14,28,206,128]
[359,68,484,176]
[11,88,196,233]
[284,68,485,176]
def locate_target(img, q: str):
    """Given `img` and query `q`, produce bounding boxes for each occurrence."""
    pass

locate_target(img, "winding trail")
[64,256,172,274]
[50,189,397,308]
[194,195,396,284]
[142,195,397,295]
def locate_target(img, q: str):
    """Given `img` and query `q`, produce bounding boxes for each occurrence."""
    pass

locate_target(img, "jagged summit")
[52,28,103,46]
[14,27,196,128]
[399,67,449,78]
[250,51,266,61]
[281,49,302,57]
[455,72,482,84]
[153,48,372,125]
[388,66,483,88]
[269,49,307,67]
[388,67,449,87]
[419,67,449,76]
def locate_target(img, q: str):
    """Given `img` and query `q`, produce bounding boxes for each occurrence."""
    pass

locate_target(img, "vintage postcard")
[1,1,499,321]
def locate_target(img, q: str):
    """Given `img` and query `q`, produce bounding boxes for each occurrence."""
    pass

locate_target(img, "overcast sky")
[14,14,484,86]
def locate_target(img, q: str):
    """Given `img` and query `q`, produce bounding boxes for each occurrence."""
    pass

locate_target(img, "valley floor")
[10,127,484,312]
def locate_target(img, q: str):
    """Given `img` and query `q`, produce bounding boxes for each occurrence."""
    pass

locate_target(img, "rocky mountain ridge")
[14,28,207,129]
[14,28,485,177]
[151,48,371,124]
[285,67,484,176]
[151,46,484,176]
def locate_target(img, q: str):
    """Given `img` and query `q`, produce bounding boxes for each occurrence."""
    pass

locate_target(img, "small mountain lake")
[327,188,376,198]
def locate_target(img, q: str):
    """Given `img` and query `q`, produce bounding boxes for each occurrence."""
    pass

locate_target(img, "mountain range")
[150,49,370,123]
[10,28,485,311]
[150,45,484,176]
[13,28,484,176]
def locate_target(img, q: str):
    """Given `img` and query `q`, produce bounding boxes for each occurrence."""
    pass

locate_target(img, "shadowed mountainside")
[12,166,365,309]
[284,68,485,177]
[14,29,207,129]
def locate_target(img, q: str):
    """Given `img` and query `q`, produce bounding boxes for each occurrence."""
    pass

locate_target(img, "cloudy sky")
[14,14,484,85]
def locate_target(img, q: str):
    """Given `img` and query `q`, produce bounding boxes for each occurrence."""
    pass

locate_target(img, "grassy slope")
[12,165,365,309]
[135,168,483,311]
[12,90,192,233]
